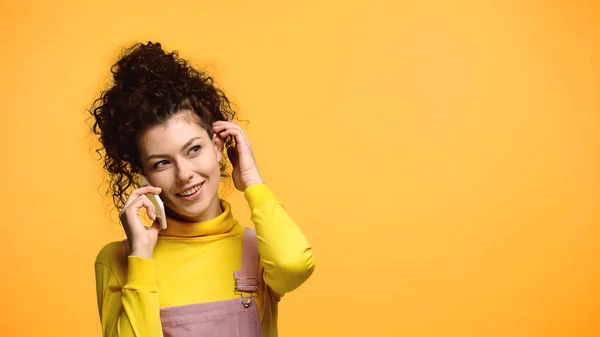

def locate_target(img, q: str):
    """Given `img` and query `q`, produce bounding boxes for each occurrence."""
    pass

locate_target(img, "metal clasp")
[240,293,253,308]
[234,276,258,308]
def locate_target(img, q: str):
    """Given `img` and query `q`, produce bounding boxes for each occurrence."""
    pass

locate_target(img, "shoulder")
[95,240,127,269]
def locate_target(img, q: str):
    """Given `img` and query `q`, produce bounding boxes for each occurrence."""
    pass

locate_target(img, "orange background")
[1,1,599,336]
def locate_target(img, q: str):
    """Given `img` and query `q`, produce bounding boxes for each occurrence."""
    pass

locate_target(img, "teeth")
[179,184,200,196]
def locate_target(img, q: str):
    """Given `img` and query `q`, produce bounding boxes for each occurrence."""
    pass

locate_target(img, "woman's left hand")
[213,120,264,191]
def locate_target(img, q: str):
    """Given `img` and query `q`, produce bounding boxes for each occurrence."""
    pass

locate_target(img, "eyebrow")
[146,137,202,162]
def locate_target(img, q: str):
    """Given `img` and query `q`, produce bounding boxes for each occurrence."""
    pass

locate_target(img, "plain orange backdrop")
[1,0,599,336]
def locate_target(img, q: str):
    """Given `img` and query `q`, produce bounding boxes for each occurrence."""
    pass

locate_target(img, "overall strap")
[234,227,260,294]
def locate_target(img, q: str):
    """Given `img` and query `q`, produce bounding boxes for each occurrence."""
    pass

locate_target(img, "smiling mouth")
[176,183,203,197]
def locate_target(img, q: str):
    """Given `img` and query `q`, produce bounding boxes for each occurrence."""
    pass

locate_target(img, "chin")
[178,203,207,217]
[188,206,209,218]
[181,199,216,219]
[167,191,219,220]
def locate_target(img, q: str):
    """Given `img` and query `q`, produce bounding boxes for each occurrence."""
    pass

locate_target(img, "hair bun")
[111,42,185,93]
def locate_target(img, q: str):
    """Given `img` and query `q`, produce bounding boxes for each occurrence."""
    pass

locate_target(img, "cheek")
[196,151,221,176]
[155,177,176,198]
[210,155,223,176]
[149,173,172,190]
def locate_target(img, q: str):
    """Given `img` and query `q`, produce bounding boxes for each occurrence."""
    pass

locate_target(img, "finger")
[217,128,251,149]
[213,123,254,158]
[120,195,157,234]
[213,121,245,136]
[131,195,157,223]
[149,218,164,233]
[124,186,162,208]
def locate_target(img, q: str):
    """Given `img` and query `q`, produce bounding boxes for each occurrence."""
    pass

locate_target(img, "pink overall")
[157,228,262,337]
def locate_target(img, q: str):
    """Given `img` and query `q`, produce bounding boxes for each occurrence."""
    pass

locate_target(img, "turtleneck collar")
[159,200,238,237]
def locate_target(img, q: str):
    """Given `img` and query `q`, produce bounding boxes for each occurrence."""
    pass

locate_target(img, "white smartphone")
[137,174,168,229]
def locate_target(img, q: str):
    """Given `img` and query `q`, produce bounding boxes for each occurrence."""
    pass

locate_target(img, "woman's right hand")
[119,185,163,259]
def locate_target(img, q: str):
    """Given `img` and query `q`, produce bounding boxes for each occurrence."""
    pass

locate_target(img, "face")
[137,110,224,222]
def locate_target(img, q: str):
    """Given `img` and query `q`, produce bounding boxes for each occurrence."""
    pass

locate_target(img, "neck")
[165,196,223,223]
[159,199,237,237]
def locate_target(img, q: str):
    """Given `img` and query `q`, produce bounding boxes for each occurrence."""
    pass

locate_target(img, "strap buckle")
[234,277,259,292]
[240,293,254,308]
[235,277,258,308]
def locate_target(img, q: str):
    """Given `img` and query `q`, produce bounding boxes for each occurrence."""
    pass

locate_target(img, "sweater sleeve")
[244,184,316,296]
[95,252,164,337]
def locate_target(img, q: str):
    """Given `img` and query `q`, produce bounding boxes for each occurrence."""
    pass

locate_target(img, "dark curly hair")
[88,41,236,211]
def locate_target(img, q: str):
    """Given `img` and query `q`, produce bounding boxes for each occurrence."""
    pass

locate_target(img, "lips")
[176,183,203,197]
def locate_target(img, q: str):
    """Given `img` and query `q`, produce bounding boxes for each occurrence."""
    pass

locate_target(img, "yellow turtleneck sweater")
[94,184,315,337]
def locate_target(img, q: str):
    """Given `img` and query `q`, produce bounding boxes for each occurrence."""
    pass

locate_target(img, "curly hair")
[88,41,236,211]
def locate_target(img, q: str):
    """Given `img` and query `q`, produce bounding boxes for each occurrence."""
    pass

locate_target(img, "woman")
[89,41,315,337]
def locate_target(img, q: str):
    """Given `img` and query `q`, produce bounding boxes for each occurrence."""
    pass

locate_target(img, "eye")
[153,160,169,169]
[188,145,201,155]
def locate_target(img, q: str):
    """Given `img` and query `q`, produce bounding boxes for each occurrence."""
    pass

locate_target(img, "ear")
[213,133,224,162]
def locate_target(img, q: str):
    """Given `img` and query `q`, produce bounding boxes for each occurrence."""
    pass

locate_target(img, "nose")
[176,160,195,183]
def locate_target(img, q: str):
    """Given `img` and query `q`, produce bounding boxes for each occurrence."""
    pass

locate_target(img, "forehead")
[138,112,208,155]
